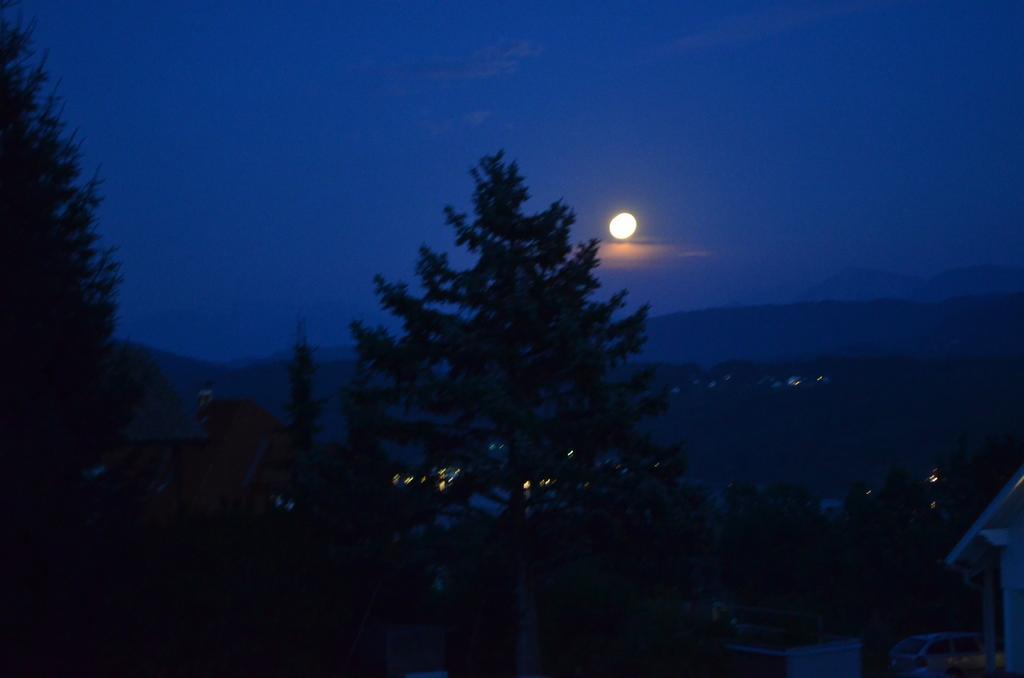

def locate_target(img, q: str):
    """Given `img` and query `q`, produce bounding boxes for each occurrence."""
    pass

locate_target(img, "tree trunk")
[510,431,543,678]
[515,549,543,677]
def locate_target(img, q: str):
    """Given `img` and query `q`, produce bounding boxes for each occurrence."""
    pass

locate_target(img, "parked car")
[889,632,1002,677]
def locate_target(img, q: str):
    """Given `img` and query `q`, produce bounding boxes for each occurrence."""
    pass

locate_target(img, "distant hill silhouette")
[131,289,1024,496]
[920,266,1024,301]
[222,344,356,369]
[801,267,922,302]
[134,344,1024,498]
[645,356,1024,496]
[135,344,355,442]
[802,265,1024,303]
[643,293,1024,366]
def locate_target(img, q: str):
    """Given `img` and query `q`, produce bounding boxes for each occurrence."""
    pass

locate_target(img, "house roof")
[199,399,285,440]
[109,398,295,519]
[946,463,1024,572]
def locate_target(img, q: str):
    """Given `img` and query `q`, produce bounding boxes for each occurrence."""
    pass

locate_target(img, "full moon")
[609,212,637,240]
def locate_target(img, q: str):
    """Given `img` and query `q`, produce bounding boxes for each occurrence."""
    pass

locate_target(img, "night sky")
[23,1,1024,360]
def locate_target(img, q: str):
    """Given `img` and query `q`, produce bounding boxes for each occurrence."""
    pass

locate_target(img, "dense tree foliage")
[1,8,139,672]
[344,153,690,675]
[285,321,325,452]
[718,483,834,611]
[937,436,1024,535]
[0,6,134,490]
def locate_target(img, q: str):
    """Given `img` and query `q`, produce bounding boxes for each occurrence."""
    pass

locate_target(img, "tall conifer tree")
[1,7,137,670]
[0,7,133,523]
[286,321,324,453]
[348,153,686,676]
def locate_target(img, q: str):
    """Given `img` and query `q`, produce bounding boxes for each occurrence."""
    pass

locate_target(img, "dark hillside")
[141,344,1024,498]
[644,294,1024,366]
[647,357,1024,496]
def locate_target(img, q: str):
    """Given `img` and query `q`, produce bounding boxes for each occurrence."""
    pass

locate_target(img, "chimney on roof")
[197,382,214,423]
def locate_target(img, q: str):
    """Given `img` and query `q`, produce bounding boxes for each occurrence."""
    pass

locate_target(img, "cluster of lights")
[781,375,831,387]
[928,469,940,483]
[391,466,462,493]
[386,445,665,499]
[522,477,556,498]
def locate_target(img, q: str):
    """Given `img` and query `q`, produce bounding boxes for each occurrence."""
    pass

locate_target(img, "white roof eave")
[946,464,1024,570]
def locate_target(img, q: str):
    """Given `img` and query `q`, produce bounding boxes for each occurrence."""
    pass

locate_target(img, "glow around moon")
[609,212,637,240]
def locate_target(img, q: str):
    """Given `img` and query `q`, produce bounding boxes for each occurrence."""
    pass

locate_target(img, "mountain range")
[644,293,1024,366]
[129,265,1024,497]
[800,264,1024,303]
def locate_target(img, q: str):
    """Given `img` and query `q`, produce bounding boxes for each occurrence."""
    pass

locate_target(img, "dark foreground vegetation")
[10,433,1020,676]
[4,6,1022,677]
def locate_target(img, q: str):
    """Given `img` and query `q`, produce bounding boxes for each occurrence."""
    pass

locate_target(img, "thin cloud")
[601,242,712,270]
[361,41,542,92]
[669,1,884,53]
[424,40,542,80]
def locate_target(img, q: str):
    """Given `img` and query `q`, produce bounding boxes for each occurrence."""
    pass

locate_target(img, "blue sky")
[20,0,1024,359]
